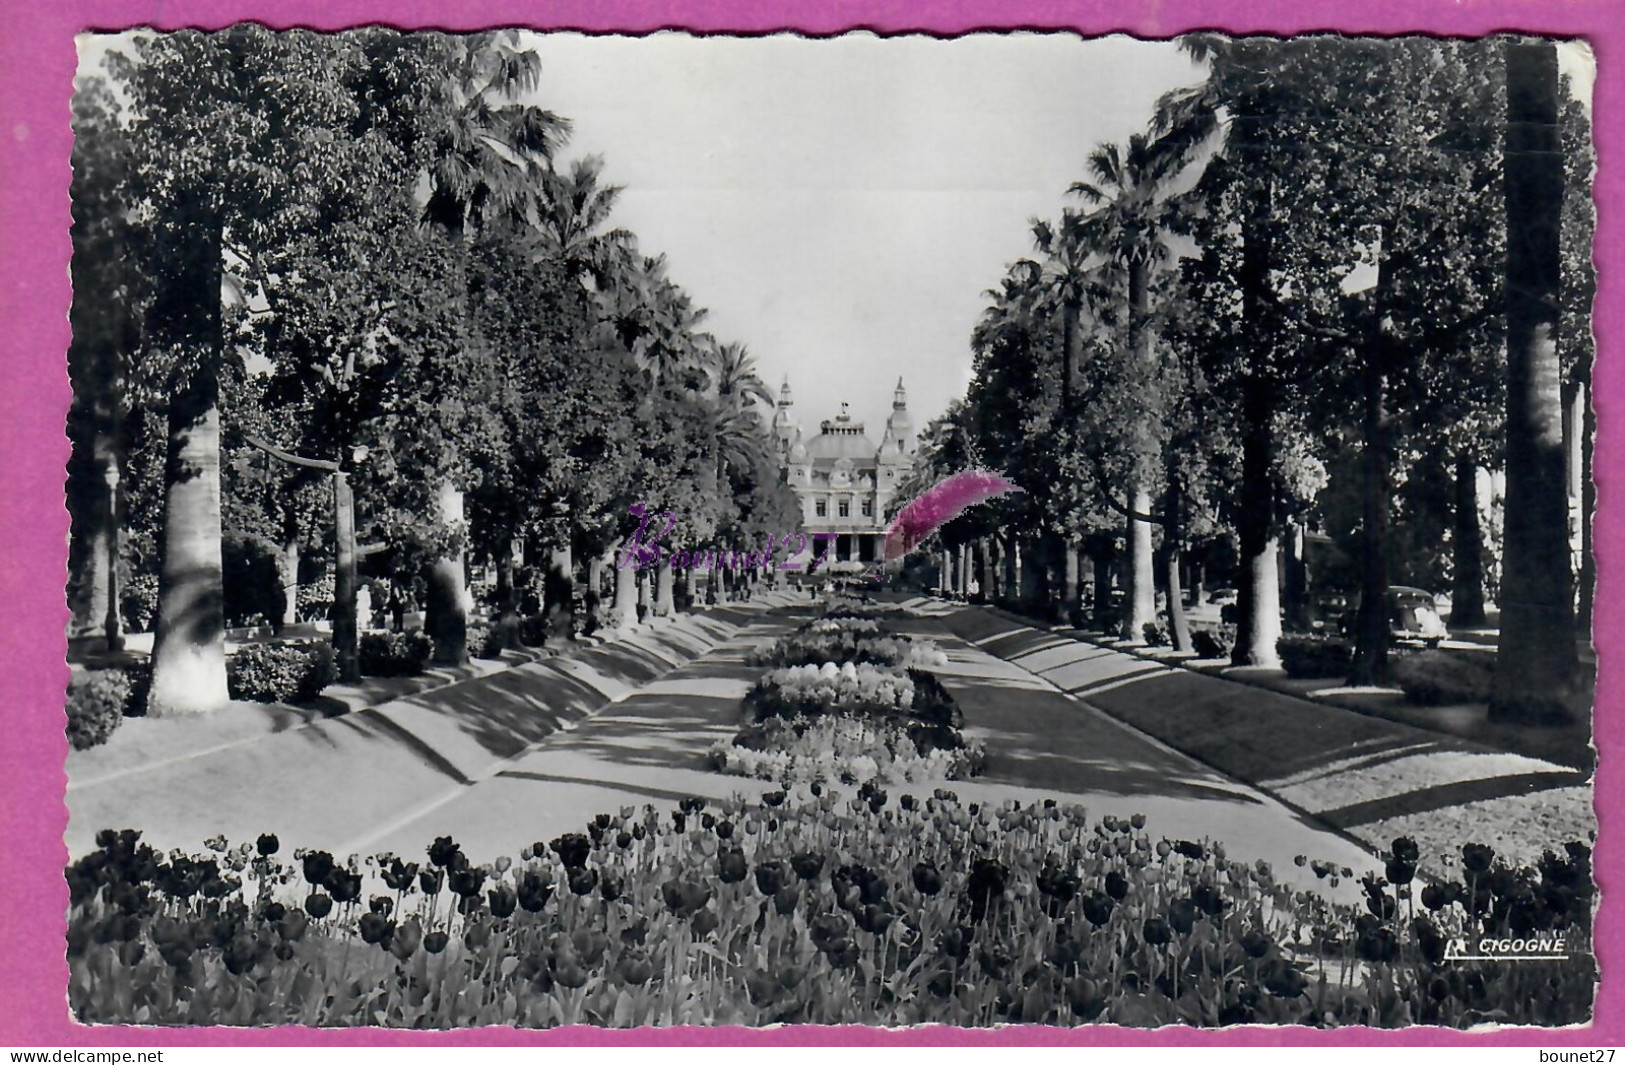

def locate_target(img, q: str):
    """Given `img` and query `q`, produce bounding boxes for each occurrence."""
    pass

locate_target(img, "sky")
[75,32,1596,444]
[519,32,1209,440]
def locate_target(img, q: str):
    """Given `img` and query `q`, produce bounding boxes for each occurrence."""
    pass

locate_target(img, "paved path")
[64,598,794,859]
[69,594,1386,895]
[340,602,1379,896]
[910,599,1593,872]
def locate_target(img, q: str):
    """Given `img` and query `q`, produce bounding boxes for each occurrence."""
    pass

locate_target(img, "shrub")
[66,670,130,750]
[467,621,501,660]
[296,573,336,624]
[120,573,159,634]
[518,614,549,647]
[1278,635,1352,679]
[1393,650,1495,706]
[227,642,336,704]
[359,630,433,678]
[1190,625,1236,660]
[1142,621,1169,647]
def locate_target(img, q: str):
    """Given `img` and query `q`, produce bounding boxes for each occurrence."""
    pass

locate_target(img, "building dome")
[806,401,878,460]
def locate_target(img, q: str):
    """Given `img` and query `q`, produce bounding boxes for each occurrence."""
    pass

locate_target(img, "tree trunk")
[1163,473,1192,653]
[1124,257,1159,644]
[545,540,573,642]
[1062,542,1080,623]
[1451,452,1488,627]
[494,537,521,650]
[82,438,123,650]
[1493,40,1577,724]
[1165,545,1191,653]
[683,564,697,609]
[278,518,299,632]
[1092,553,1113,628]
[940,547,952,595]
[332,471,360,682]
[1020,535,1042,605]
[1232,156,1282,668]
[426,480,468,666]
[655,562,675,617]
[148,369,229,716]
[1125,487,1156,641]
[101,454,122,652]
[612,552,639,629]
[1349,269,1393,687]
[1284,520,1310,633]
[1233,394,1281,667]
[1001,536,1017,601]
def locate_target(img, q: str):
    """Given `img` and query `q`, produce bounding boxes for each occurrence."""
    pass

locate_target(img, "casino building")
[771,377,917,566]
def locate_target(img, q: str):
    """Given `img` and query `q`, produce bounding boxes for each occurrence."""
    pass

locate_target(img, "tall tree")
[1492,40,1578,724]
[416,30,571,665]
[109,27,417,713]
[1072,130,1202,642]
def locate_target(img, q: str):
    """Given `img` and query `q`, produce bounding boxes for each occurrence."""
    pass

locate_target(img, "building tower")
[879,377,915,462]
[771,377,800,459]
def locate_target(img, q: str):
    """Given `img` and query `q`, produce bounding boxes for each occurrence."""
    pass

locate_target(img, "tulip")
[424,930,449,955]
[256,833,279,857]
[691,906,720,937]
[427,837,464,870]
[617,950,653,986]
[488,883,517,918]
[304,892,333,919]
[390,919,423,960]
[718,848,748,884]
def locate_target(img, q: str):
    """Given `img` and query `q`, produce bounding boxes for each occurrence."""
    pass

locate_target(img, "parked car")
[1339,586,1449,647]
[1207,588,1238,608]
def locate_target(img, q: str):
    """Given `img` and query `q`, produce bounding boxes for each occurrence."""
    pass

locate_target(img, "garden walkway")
[345,602,1378,896]
[908,599,1593,874]
[69,595,1387,894]
[64,596,799,859]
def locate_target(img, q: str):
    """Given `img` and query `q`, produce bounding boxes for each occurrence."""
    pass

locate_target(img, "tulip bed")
[716,603,981,787]
[66,794,1593,1028]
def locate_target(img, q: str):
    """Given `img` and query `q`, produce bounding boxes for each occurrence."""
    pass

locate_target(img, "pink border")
[1,0,1618,1046]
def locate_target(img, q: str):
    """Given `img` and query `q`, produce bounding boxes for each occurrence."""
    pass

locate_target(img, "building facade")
[772,378,916,566]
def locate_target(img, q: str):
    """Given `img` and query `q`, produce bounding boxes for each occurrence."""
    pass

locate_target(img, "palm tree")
[1070,131,1199,645]
[1492,40,1578,724]
[528,154,637,290]
[418,30,571,665]
[1151,35,1290,668]
[526,153,635,637]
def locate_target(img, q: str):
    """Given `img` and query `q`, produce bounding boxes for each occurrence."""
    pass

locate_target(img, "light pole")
[103,461,123,653]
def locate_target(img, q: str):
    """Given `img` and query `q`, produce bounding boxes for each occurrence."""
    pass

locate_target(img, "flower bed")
[744,662,915,721]
[66,801,1593,1028]
[746,631,948,671]
[709,716,985,785]
[731,599,972,786]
